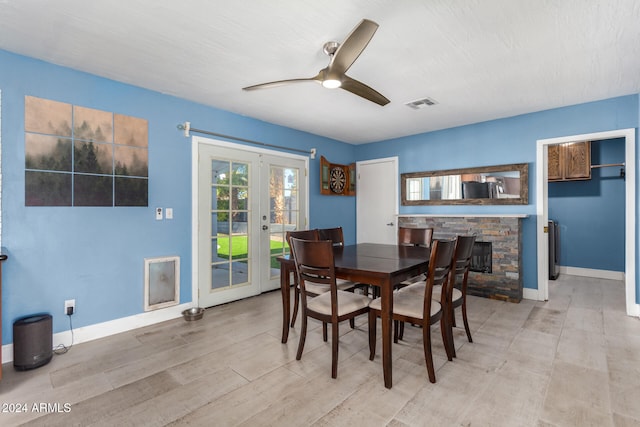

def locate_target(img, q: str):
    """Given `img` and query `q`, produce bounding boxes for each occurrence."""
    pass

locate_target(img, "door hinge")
[543,226,549,233]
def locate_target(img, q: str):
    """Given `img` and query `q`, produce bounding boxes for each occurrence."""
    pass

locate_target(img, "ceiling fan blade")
[243,75,321,91]
[329,19,379,75]
[340,75,390,106]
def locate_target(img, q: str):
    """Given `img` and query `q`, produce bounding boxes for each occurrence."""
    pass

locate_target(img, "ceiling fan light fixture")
[322,78,342,89]
[243,19,388,105]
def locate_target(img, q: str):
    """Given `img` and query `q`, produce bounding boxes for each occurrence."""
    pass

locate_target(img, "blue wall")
[1,48,639,346]
[0,50,355,344]
[549,138,625,271]
[355,96,639,293]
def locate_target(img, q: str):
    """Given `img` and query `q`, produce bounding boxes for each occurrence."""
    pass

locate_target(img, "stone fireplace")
[398,214,526,302]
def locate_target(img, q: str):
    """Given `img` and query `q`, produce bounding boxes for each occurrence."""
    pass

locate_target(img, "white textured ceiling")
[1,0,639,144]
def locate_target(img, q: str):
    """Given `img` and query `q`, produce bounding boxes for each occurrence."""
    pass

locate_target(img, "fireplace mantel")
[398,215,524,302]
[398,213,529,218]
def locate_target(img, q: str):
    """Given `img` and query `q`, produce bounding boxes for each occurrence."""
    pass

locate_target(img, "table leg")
[380,279,393,388]
[280,263,291,343]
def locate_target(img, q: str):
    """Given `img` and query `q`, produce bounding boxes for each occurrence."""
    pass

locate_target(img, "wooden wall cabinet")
[320,156,356,196]
[548,141,591,182]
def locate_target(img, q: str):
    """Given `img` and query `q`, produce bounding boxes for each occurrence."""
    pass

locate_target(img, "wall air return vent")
[405,97,438,110]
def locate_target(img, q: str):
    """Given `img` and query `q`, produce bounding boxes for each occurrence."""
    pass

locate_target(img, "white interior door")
[196,138,307,307]
[356,157,398,244]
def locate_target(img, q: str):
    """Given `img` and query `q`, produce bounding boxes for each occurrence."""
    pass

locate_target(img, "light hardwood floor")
[1,274,639,426]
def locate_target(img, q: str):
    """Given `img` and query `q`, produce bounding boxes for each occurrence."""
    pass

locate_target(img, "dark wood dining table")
[277,243,430,389]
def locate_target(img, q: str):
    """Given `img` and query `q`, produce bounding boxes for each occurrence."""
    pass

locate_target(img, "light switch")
[166,208,173,219]
[156,207,163,220]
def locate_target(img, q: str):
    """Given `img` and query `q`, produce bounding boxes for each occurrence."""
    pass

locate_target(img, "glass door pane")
[210,159,250,290]
[268,165,300,279]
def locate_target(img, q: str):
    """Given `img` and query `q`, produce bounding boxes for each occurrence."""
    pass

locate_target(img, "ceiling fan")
[242,19,390,106]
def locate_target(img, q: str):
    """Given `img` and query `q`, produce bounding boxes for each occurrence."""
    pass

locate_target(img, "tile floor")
[0,274,638,426]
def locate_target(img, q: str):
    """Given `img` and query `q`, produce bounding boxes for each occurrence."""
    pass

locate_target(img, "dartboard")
[329,167,346,193]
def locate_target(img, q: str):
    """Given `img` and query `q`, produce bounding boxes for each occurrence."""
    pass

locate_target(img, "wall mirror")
[401,163,528,205]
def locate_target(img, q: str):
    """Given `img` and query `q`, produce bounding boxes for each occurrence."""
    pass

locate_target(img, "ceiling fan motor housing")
[323,41,340,56]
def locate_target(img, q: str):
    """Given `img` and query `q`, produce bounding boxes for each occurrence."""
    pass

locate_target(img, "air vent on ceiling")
[405,97,438,110]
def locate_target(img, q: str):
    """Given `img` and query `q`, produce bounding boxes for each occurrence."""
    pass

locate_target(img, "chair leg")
[322,322,328,342]
[447,306,457,359]
[393,320,406,342]
[393,320,399,343]
[368,311,377,360]
[462,300,473,343]
[371,286,379,299]
[422,321,436,383]
[440,315,453,361]
[331,322,339,378]
[290,286,300,327]
[296,312,308,361]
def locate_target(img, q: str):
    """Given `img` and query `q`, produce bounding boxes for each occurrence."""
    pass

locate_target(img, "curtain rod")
[590,162,625,169]
[591,162,625,178]
[177,122,316,159]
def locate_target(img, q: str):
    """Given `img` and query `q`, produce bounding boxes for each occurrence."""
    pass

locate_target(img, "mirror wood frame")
[401,163,529,205]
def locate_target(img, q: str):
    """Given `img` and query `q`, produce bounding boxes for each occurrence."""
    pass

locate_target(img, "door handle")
[386,222,394,226]
[262,225,269,230]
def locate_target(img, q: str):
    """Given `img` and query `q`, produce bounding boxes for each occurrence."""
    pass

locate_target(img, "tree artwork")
[24,96,148,206]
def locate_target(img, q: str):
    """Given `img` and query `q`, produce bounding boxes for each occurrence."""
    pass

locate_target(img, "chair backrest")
[451,235,476,277]
[290,238,337,309]
[423,239,456,306]
[398,227,434,248]
[446,235,476,298]
[317,227,345,247]
[286,229,319,248]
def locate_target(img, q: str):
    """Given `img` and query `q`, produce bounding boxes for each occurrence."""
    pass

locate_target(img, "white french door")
[196,138,307,308]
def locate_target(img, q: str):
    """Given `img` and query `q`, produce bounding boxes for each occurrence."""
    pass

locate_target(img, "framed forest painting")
[24,96,148,206]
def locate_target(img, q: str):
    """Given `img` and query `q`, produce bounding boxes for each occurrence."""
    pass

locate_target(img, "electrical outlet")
[64,299,75,315]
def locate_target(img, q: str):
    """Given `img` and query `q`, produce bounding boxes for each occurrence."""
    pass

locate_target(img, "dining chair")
[317,226,346,246]
[391,227,435,339]
[286,229,319,328]
[398,235,476,359]
[286,229,359,331]
[290,237,371,378]
[397,226,434,286]
[441,234,476,357]
[398,226,434,248]
[368,238,455,383]
[318,226,371,298]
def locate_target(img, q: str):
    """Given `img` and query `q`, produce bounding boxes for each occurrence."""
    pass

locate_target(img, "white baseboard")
[521,267,624,303]
[2,302,194,364]
[559,266,625,281]
[522,287,542,301]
